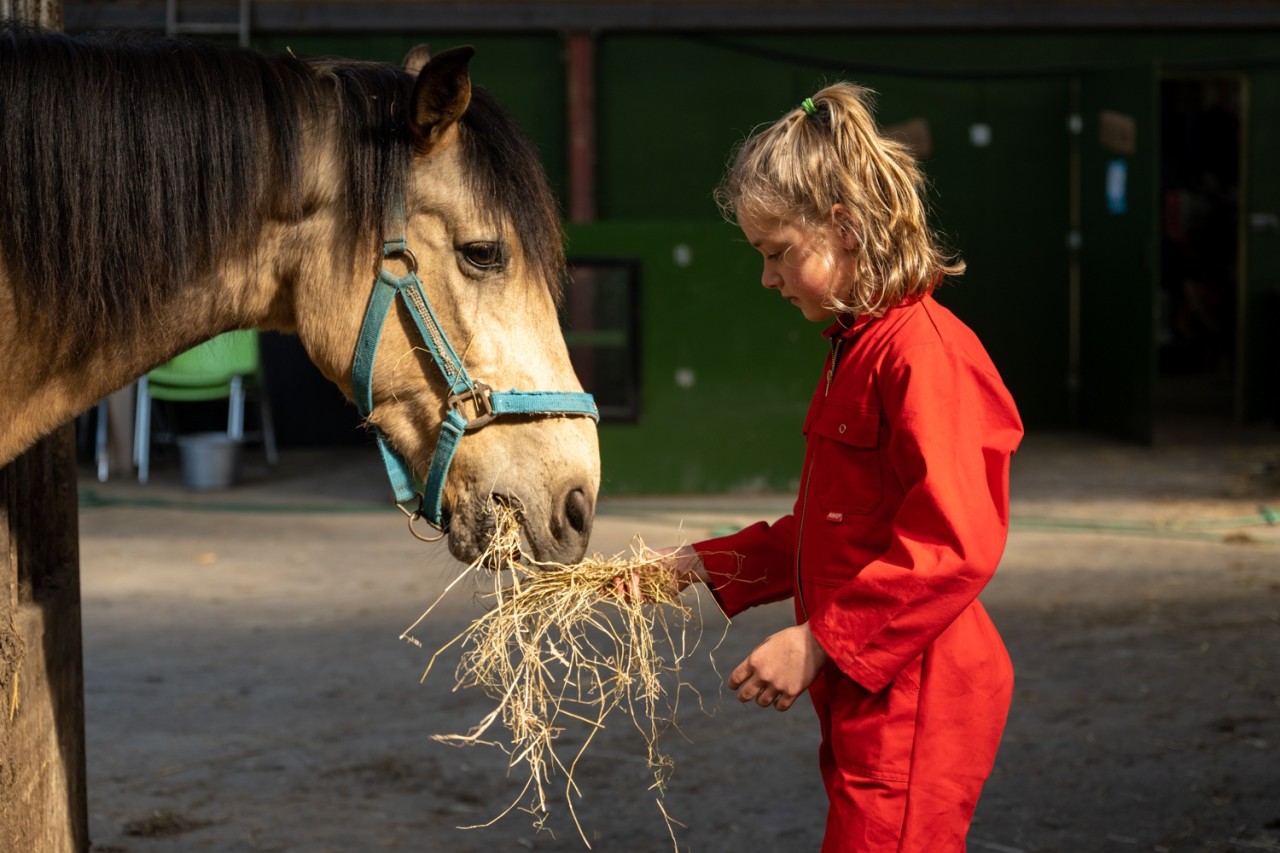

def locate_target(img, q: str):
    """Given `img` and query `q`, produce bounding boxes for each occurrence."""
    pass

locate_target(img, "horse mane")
[0,24,564,345]
[459,87,566,303]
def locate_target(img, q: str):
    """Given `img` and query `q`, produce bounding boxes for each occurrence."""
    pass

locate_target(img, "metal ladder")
[165,0,251,47]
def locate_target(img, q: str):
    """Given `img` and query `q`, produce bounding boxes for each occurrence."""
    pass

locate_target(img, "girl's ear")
[830,204,860,251]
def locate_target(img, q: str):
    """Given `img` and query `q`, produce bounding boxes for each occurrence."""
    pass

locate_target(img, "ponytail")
[715,82,963,316]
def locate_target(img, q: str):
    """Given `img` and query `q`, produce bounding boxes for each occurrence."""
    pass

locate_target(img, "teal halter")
[351,223,599,537]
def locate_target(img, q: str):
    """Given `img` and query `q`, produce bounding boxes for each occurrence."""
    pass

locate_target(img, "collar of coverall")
[824,289,936,340]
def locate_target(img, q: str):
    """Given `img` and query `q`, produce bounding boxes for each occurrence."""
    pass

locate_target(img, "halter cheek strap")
[351,227,598,533]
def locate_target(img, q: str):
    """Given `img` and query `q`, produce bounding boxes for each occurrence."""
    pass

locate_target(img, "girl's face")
[739,212,853,323]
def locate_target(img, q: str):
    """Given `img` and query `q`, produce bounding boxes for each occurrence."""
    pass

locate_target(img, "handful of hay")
[401,503,701,846]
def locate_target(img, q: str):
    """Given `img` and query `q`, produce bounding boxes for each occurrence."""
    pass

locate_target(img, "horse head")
[297,46,600,565]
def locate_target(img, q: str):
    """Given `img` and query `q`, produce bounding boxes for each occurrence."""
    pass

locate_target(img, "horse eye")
[461,242,503,270]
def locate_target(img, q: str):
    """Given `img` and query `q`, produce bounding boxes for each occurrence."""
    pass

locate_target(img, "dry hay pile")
[401,503,708,846]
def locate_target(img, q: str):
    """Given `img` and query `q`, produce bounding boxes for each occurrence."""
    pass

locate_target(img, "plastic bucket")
[177,433,241,491]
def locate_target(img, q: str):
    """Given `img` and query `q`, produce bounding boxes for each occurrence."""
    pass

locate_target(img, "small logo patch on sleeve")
[825,511,843,523]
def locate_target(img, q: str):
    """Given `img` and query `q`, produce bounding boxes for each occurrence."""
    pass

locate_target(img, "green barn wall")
[247,29,1279,491]
[595,32,1278,440]
[565,220,824,495]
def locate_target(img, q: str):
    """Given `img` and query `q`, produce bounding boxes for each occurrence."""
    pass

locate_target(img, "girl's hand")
[728,622,827,712]
[610,545,707,601]
[651,544,708,590]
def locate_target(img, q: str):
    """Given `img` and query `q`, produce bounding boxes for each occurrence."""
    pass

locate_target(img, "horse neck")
[0,57,367,466]
[246,119,378,392]
[0,262,251,467]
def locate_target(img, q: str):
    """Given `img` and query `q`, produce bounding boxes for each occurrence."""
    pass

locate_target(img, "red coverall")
[694,294,1023,852]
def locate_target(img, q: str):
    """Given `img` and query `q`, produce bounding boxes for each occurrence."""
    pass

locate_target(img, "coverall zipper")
[796,336,843,619]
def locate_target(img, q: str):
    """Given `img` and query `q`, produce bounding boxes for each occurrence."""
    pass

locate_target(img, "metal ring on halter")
[398,499,446,543]
[385,246,419,274]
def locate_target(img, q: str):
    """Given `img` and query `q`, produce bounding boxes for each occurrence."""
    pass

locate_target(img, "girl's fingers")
[607,572,645,602]
[730,658,797,709]
[728,660,752,690]
[733,670,769,703]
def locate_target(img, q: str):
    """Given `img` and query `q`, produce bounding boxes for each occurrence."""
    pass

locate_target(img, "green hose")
[1013,507,1277,532]
[1010,506,1278,543]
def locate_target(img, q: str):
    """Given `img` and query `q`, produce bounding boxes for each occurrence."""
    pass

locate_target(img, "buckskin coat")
[695,293,1023,852]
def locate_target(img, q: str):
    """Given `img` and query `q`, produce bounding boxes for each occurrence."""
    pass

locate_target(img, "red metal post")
[566,31,597,223]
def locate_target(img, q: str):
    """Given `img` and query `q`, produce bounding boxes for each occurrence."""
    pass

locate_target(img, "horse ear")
[409,45,475,154]
[402,44,431,77]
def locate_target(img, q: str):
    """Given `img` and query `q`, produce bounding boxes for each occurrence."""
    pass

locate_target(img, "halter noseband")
[350,210,599,538]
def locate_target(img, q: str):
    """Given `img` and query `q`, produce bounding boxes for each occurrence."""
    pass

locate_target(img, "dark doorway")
[1157,77,1243,425]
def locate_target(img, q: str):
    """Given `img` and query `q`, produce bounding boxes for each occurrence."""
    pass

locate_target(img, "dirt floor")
[75,429,1280,853]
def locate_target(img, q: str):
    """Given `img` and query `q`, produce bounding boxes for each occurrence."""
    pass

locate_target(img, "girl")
[659,84,1023,851]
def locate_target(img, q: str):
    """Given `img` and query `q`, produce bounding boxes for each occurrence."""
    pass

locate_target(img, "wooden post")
[0,4,87,850]
[0,428,88,853]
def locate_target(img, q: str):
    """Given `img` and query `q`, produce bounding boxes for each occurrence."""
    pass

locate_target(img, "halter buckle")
[448,382,496,430]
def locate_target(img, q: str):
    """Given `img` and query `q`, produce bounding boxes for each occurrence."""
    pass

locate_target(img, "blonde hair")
[715,82,964,317]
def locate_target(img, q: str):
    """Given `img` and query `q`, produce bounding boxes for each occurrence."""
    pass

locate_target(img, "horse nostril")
[563,488,591,536]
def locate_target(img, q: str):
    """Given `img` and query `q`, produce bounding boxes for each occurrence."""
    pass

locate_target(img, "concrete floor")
[76,429,1279,852]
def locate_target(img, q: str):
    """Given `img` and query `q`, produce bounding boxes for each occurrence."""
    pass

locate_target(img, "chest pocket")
[809,403,882,514]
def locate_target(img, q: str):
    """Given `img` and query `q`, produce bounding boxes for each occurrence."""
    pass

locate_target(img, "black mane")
[0,25,563,342]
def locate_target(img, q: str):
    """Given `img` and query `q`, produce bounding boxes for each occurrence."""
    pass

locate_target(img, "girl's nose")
[761,266,782,290]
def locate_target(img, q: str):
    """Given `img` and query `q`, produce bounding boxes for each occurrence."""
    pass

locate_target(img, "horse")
[0,25,601,564]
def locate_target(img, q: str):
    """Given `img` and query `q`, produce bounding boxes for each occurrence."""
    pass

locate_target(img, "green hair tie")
[801,97,817,116]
